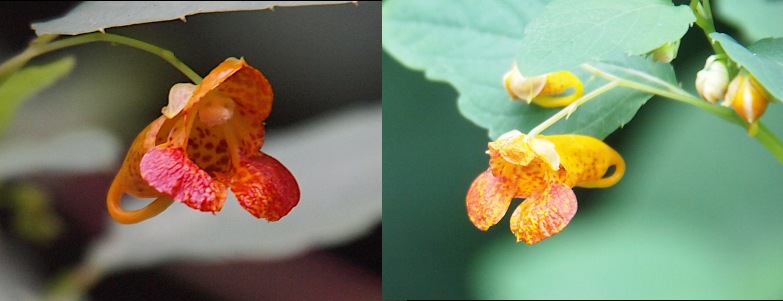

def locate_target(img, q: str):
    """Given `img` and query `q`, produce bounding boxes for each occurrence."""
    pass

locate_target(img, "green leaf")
[32,1,355,36]
[516,0,695,77]
[715,0,783,43]
[0,56,75,136]
[383,0,675,140]
[711,33,783,102]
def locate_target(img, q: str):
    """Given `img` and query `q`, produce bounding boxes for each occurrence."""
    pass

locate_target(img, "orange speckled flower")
[107,57,300,224]
[466,130,624,244]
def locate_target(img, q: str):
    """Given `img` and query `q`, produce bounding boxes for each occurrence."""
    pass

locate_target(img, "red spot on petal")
[140,146,227,213]
[510,180,577,245]
[466,170,516,231]
[216,153,299,221]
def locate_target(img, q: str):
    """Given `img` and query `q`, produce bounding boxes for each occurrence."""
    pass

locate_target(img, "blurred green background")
[382,1,783,299]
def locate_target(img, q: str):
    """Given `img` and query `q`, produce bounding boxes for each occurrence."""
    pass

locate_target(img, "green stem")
[0,33,201,84]
[755,123,783,164]
[690,0,724,56]
[526,80,620,138]
[582,63,783,164]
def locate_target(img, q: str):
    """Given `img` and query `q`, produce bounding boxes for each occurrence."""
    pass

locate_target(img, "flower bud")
[652,40,680,64]
[695,55,729,103]
[503,63,583,107]
[723,71,773,135]
[503,62,546,103]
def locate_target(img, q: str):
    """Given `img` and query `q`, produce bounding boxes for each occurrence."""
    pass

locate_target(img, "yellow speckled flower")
[466,130,624,244]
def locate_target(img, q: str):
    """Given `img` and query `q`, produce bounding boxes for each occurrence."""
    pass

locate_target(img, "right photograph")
[383,0,783,299]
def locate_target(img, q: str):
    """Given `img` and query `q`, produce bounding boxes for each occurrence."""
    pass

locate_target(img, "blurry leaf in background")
[2,182,63,245]
[31,1,356,36]
[0,56,75,136]
[714,0,783,43]
[86,104,381,274]
[0,128,120,179]
[711,33,783,102]
[515,0,694,77]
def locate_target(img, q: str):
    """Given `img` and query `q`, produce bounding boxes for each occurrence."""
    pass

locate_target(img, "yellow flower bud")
[695,55,729,103]
[503,62,546,103]
[722,71,773,135]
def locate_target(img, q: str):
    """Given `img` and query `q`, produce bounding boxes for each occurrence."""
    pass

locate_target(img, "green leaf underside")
[383,0,675,140]
[711,33,783,102]
[32,1,355,35]
[0,56,76,136]
[516,0,694,77]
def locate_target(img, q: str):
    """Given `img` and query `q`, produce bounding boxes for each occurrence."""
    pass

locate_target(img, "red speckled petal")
[140,145,227,213]
[217,152,299,221]
[510,179,577,245]
[466,170,516,231]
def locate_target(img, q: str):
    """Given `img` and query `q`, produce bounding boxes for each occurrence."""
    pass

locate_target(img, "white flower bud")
[695,56,729,103]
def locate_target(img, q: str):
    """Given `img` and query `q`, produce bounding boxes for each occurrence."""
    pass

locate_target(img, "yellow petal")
[503,62,546,103]
[546,135,625,188]
[528,136,560,171]
[530,71,584,108]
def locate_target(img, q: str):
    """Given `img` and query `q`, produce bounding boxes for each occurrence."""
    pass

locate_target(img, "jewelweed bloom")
[503,62,584,108]
[466,130,624,244]
[107,57,300,224]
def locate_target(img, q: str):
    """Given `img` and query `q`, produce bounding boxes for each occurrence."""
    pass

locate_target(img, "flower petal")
[466,170,517,231]
[140,145,227,213]
[510,179,577,244]
[547,135,625,188]
[530,71,584,108]
[163,83,197,118]
[115,116,171,198]
[216,153,299,221]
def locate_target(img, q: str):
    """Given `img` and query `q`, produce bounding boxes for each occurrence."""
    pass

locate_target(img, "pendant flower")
[107,57,300,224]
[466,130,624,244]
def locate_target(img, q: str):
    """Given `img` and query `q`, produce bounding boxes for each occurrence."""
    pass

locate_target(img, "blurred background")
[0,1,380,300]
[383,0,783,299]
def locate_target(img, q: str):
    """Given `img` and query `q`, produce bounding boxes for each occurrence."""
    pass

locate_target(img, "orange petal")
[184,57,273,126]
[140,145,228,213]
[113,115,171,198]
[216,153,300,221]
[466,170,517,231]
[510,179,577,244]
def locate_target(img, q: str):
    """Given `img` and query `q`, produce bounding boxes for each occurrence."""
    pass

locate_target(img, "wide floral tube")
[107,57,300,224]
[466,131,624,244]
